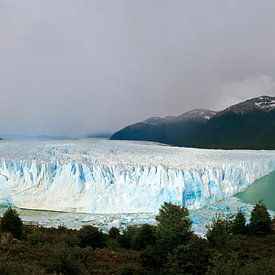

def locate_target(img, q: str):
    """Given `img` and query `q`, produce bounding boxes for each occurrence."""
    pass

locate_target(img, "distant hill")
[110,109,216,145]
[110,96,275,149]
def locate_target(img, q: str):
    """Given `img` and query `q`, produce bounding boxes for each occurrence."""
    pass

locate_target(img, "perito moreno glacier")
[0,138,275,214]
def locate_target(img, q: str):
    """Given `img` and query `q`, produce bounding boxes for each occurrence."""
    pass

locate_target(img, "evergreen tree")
[108,227,120,239]
[0,207,23,239]
[155,202,193,253]
[206,216,231,250]
[231,210,246,235]
[248,201,272,236]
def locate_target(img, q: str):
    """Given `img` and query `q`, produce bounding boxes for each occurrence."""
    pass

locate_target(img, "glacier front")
[0,138,274,214]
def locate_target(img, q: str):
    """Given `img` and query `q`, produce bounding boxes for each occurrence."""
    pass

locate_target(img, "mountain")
[111,96,275,149]
[110,109,216,145]
[180,96,275,149]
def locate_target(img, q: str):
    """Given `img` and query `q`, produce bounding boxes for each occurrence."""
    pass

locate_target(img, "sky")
[0,0,275,136]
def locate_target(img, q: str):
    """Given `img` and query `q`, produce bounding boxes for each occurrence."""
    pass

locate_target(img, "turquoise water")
[236,171,275,211]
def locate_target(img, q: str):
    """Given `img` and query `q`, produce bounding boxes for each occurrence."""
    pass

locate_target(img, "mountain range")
[110,96,275,149]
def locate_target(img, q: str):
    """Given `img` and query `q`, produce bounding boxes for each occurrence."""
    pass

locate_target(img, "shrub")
[140,245,164,269]
[117,224,156,250]
[155,203,193,252]
[0,232,14,246]
[116,264,144,275]
[27,230,47,245]
[118,226,138,249]
[0,207,23,239]
[131,224,156,250]
[248,201,272,236]
[57,225,68,233]
[231,210,247,235]
[78,225,106,248]
[47,245,81,275]
[0,260,23,275]
[109,227,120,239]
[167,236,213,274]
[206,216,231,250]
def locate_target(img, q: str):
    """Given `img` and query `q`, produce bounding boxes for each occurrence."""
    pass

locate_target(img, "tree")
[78,225,106,248]
[108,227,120,239]
[231,210,246,235]
[118,226,138,249]
[248,201,272,236]
[155,202,193,253]
[131,224,156,250]
[167,236,213,274]
[0,207,23,239]
[206,216,231,250]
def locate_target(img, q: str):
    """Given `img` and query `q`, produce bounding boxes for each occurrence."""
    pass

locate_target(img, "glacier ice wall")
[0,139,275,213]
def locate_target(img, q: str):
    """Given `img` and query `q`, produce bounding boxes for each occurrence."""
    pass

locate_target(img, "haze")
[1,0,275,136]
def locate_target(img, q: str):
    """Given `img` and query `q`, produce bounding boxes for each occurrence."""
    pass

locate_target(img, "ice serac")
[0,139,275,213]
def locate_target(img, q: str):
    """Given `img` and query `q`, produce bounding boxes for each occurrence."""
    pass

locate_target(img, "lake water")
[236,171,275,211]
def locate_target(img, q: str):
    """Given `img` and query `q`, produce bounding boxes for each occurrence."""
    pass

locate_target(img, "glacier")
[0,138,275,214]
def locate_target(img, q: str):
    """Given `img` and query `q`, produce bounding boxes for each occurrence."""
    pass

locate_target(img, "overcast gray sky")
[0,0,275,136]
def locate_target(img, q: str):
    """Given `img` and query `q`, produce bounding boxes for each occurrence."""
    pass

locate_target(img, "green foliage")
[109,227,120,239]
[0,207,23,239]
[0,203,274,274]
[231,210,247,235]
[140,245,163,269]
[131,224,156,250]
[206,216,231,250]
[248,201,272,236]
[116,264,144,275]
[78,225,106,248]
[118,226,138,249]
[27,230,48,245]
[47,245,81,275]
[0,259,25,275]
[167,236,213,274]
[155,202,193,252]
[118,224,156,250]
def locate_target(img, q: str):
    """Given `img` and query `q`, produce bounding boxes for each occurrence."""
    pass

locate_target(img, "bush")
[206,216,231,250]
[0,207,23,239]
[167,236,213,274]
[140,245,164,269]
[118,224,156,250]
[47,245,81,275]
[248,201,272,236]
[27,230,48,245]
[231,210,247,235]
[155,203,193,252]
[116,264,144,275]
[78,225,106,248]
[109,227,120,239]
[131,224,156,250]
[0,260,24,275]
[118,226,138,249]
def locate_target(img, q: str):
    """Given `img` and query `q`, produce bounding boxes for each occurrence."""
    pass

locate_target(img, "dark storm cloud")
[0,0,275,135]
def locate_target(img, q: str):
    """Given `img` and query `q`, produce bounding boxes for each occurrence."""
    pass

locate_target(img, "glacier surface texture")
[0,138,274,214]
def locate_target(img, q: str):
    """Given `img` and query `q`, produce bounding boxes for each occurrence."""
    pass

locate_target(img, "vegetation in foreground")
[0,201,275,274]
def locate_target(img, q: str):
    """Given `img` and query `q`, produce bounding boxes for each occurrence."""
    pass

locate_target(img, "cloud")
[212,76,275,111]
[0,0,275,135]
